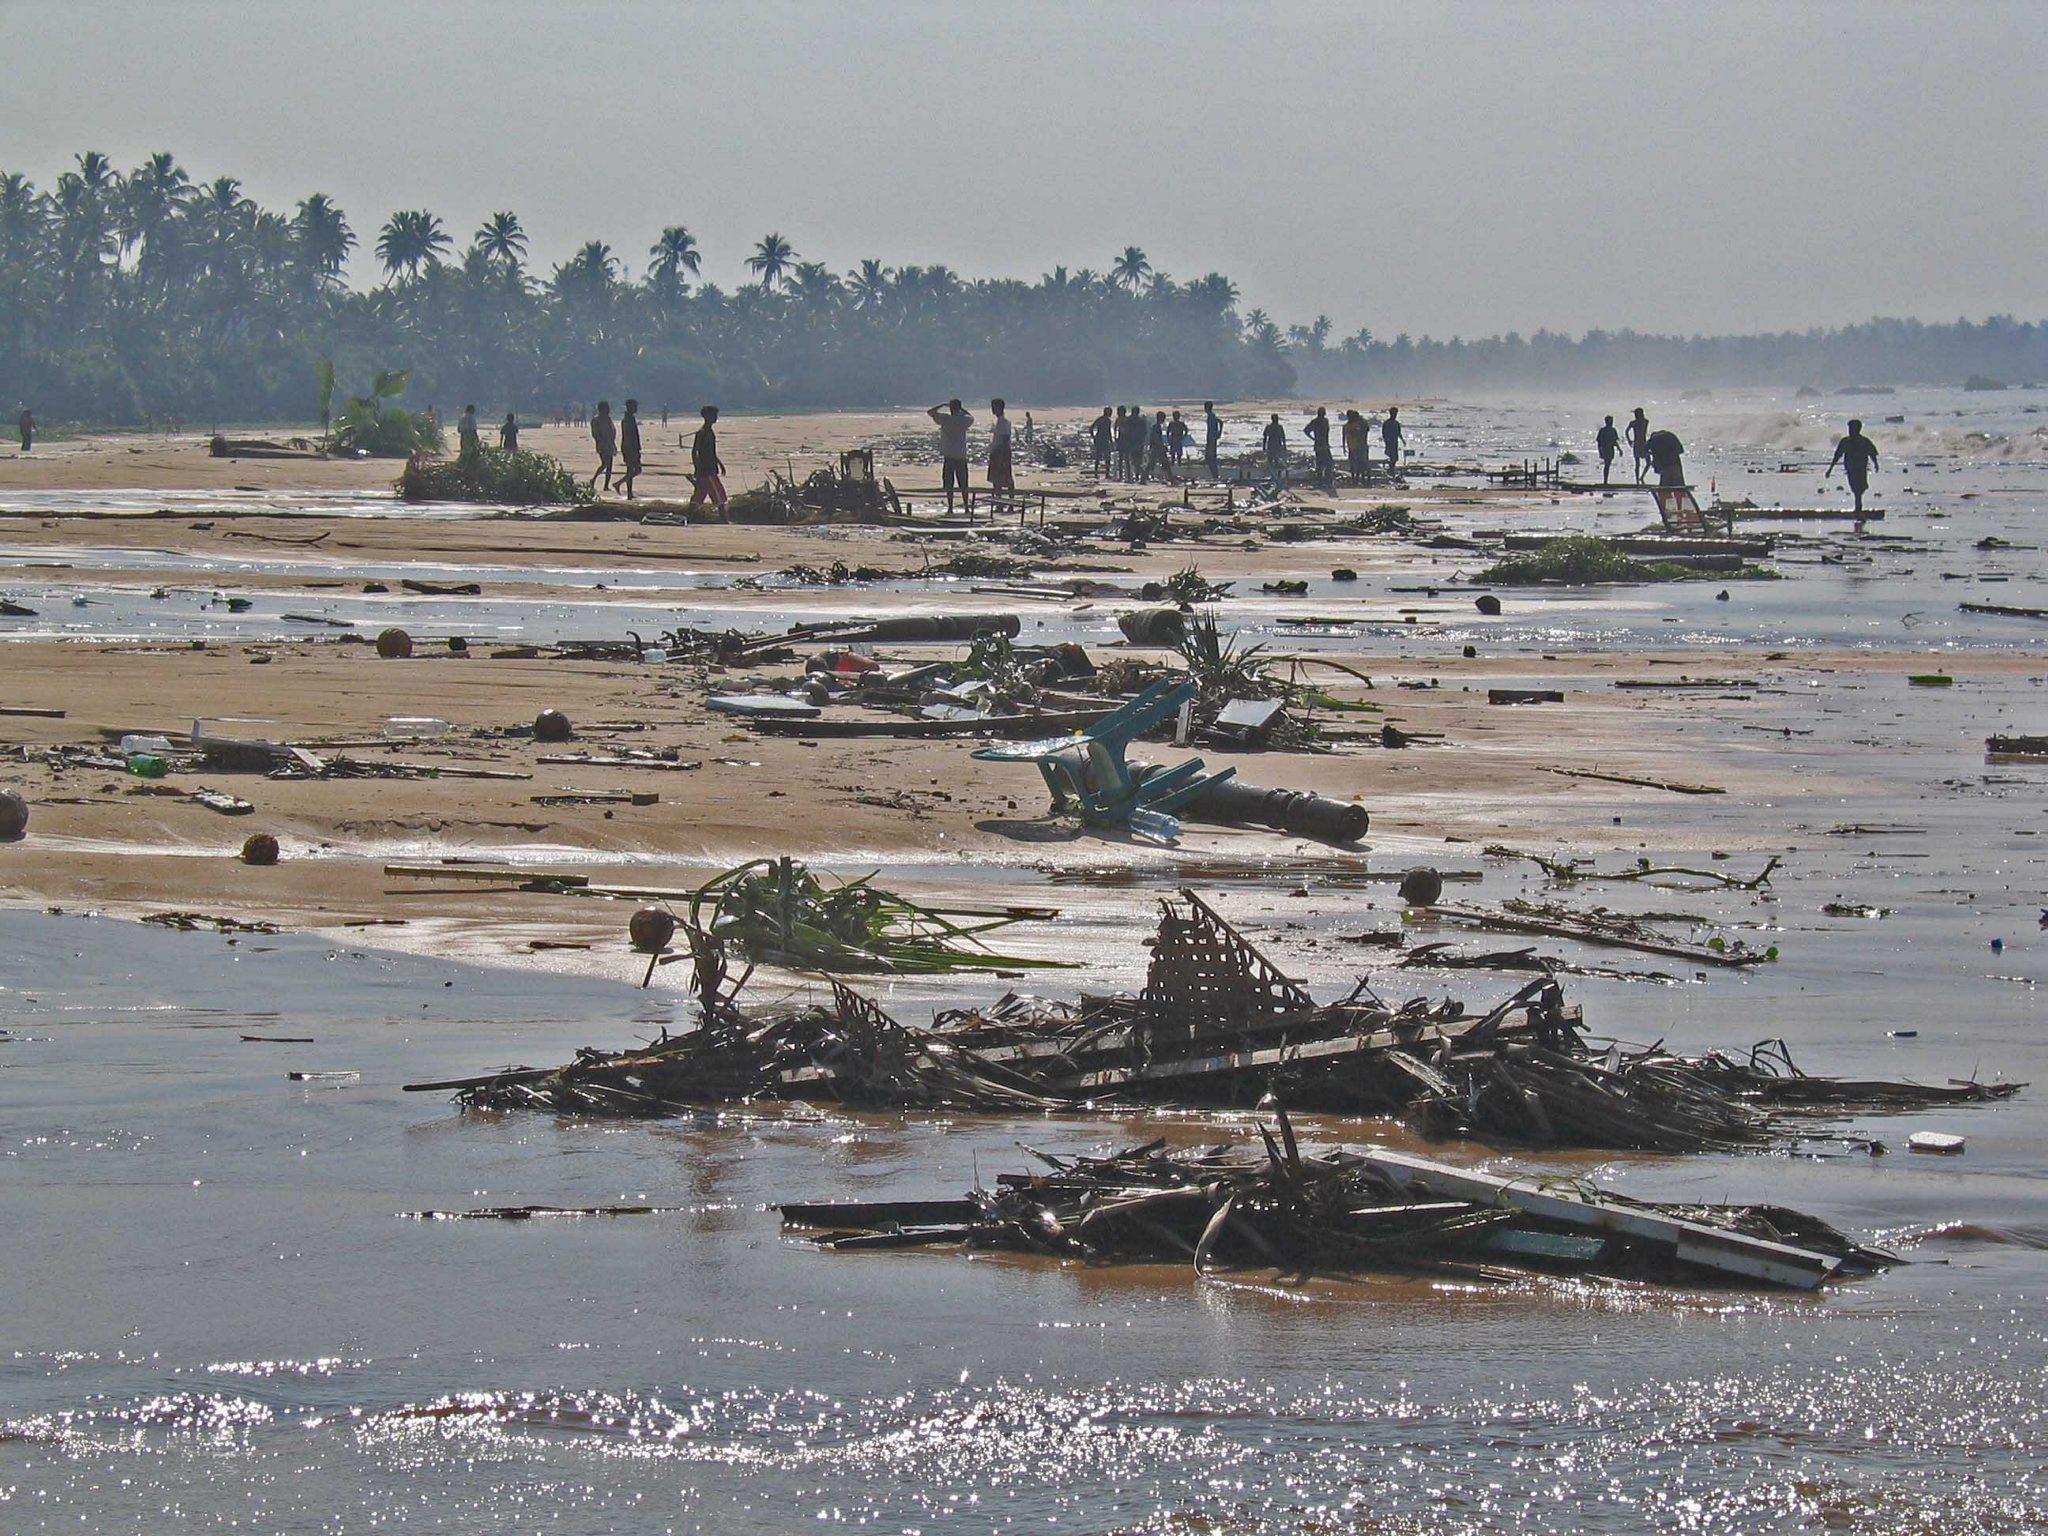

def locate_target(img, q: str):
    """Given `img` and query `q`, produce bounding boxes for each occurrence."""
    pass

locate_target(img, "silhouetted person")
[16,406,32,453]
[1091,406,1115,476]
[1262,412,1287,487]
[1166,408,1188,465]
[618,398,642,499]
[1343,409,1370,482]
[589,400,616,492]
[1645,427,1685,487]
[1380,406,1405,475]
[1828,418,1880,529]
[1626,407,1650,483]
[1203,401,1223,479]
[1121,404,1145,480]
[1147,410,1178,484]
[929,397,974,514]
[1596,414,1621,486]
[457,403,481,460]
[1110,405,1129,479]
[987,398,1015,497]
[1304,407,1335,490]
[1022,411,1035,444]
[686,404,728,515]
[499,412,520,452]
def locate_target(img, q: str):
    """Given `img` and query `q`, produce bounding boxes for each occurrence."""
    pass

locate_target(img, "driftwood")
[1547,767,1726,796]
[1488,845,1780,889]
[414,891,2019,1153]
[785,1120,1896,1291]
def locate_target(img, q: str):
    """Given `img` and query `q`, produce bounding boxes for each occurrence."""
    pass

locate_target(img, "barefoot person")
[1645,426,1686,487]
[589,400,617,492]
[1261,412,1287,488]
[685,404,728,515]
[1626,407,1650,483]
[1147,409,1178,484]
[499,411,520,452]
[1827,418,1880,529]
[987,398,1015,498]
[1596,414,1621,486]
[1090,406,1114,477]
[928,397,974,515]
[617,399,643,499]
[1304,406,1335,491]
[1380,405,1405,475]
[1343,409,1370,483]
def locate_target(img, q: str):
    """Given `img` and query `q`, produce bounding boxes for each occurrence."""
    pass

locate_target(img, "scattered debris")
[783,1121,1896,1291]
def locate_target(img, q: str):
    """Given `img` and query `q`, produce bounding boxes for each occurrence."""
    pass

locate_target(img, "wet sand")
[1,389,2044,1531]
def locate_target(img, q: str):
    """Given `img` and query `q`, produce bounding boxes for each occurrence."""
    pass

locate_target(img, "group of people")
[1594,407,1880,524]
[582,399,728,510]
[1086,402,1410,491]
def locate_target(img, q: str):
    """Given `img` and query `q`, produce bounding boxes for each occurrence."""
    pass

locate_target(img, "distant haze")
[2,0,2042,338]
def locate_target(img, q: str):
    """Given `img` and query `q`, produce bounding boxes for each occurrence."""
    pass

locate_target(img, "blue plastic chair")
[973,678,1235,833]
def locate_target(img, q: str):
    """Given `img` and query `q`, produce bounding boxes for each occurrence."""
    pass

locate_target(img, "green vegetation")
[329,369,441,457]
[1477,537,1693,586]
[398,445,579,504]
[687,857,1067,974]
[1175,609,1277,697]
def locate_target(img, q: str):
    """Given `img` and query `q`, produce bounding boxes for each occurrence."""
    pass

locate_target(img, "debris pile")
[420,890,2018,1151]
[782,1121,1897,1291]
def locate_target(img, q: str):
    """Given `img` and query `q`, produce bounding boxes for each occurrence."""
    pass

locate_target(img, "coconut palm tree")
[376,209,450,282]
[551,239,618,304]
[290,193,354,285]
[119,152,191,266]
[745,231,795,289]
[648,225,701,288]
[788,260,841,309]
[474,210,527,271]
[1110,245,1152,292]
[847,258,891,309]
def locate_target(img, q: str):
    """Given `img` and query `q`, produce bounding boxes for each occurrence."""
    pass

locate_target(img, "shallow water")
[2,385,2045,1531]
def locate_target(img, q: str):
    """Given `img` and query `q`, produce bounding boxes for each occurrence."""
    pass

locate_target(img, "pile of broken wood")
[781,1118,1897,1291]
[416,891,2018,1152]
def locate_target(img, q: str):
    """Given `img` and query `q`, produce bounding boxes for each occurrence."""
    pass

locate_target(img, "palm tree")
[788,260,841,308]
[847,258,891,309]
[0,173,43,254]
[648,225,700,285]
[745,231,795,289]
[1110,245,1152,292]
[291,193,354,284]
[551,239,618,304]
[474,210,527,271]
[376,209,450,282]
[119,152,190,264]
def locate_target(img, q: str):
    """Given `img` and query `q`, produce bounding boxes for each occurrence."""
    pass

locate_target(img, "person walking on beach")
[1380,406,1405,476]
[16,406,32,453]
[685,404,728,515]
[1262,412,1287,488]
[987,398,1016,498]
[457,404,481,460]
[1091,406,1115,477]
[1645,426,1686,487]
[1203,401,1223,479]
[589,400,617,493]
[1022,411,1035,445]
[1343,409,1370,483]
[929,397,974,515]
[1147,410,1178,484]
[617,399,643,499]
[499,412,520,452]
[1626,407,1650,484]
[1596,415,1621,486]
[1167,409,1189,467]
[1827,418,1880,529]
[1304,406,1335,491]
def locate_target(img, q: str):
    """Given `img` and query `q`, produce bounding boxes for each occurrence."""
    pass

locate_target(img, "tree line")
[1,152,2039,427]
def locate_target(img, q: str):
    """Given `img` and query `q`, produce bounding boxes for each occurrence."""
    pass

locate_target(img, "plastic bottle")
[125,753,168,778]
[381,716,451,739]
[1127,807,1181,844]
[118,734,174,755]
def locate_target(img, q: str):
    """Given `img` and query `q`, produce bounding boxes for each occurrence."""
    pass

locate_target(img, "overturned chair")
[973,678,1233,839]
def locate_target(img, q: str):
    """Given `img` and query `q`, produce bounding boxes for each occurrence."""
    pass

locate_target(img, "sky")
[2,0,2042,339]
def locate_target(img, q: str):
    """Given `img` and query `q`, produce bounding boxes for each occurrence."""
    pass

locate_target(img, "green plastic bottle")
[125,753,168,779]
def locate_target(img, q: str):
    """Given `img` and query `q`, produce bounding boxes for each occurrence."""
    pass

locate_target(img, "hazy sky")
[3,0,2042,338]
